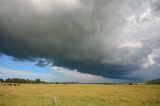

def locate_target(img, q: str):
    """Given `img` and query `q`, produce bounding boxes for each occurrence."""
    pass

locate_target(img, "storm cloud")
[0,0,160,81]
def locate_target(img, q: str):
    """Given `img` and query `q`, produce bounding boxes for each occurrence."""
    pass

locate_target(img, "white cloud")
[126,15,138,25]
[142,54,155,68]
[32,0,80,13]
[139,8,151,19]
[119,42,143,48]
[141,49,160,69]
[0,66,33,76]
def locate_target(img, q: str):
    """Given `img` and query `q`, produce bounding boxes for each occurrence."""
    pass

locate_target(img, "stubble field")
[0,84,160,106]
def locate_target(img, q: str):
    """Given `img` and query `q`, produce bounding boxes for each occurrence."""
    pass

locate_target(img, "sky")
[0,0,160,83]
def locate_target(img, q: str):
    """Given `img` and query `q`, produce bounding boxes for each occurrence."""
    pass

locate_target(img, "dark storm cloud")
[151,0,160,12]
[0,0,160,80]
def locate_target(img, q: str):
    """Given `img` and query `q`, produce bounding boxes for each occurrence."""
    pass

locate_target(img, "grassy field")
[0,84,160,106]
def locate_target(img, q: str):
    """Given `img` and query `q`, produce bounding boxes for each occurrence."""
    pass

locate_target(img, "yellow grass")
[0,84,160,106]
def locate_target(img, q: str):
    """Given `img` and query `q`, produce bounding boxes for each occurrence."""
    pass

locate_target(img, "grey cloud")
[150,0,160,12]
[125,66,160,81]
[0,0,160,81]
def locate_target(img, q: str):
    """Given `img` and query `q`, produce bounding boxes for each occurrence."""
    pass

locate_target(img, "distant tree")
[0,78,4,82]
[6,78,11,83]
[147,79,160,84]
[36,78,41,83]
[3,78,46,83]
[128,82,133,85]
[55,82,59,84]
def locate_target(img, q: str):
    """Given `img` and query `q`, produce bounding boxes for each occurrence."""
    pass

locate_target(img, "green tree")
[0,78,4,82]
[36,78,41,83]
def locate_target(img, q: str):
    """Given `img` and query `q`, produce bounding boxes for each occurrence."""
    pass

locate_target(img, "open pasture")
[0,84,160,106]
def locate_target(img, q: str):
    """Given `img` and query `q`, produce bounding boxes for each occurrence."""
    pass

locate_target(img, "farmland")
[0,84,160,106]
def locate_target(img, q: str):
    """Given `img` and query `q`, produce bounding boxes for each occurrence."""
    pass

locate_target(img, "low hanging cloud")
[51,66,129,83]
[0,0,160,81]
[52,66,108,83]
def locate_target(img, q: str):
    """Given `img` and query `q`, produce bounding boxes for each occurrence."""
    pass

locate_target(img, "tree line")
[1,78,159,84]
[0,78,79,84]
[146,79,160,84]
[0,78,45,83]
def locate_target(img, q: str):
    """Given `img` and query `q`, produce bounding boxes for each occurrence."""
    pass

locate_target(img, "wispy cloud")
[0,66,53,81]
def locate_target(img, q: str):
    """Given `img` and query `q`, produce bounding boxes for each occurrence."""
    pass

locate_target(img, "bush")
[128,82,133,85]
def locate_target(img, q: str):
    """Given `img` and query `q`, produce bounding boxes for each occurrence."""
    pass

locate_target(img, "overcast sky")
[0,0,160,83]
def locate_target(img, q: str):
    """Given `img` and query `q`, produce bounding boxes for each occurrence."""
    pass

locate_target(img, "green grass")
[0,84,160,106]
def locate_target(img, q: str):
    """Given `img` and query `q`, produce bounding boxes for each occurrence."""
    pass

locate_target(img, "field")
[0,84,160,106]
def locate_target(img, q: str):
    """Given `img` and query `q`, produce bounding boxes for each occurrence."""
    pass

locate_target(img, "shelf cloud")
[0,0,160,81]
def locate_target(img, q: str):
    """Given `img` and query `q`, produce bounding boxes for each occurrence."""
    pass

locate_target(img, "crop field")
[0,84,160,106]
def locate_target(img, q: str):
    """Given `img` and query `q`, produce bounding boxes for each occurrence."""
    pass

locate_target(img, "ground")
[0,84,160,106]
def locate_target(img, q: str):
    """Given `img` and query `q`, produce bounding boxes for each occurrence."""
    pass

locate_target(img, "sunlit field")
[0,84,160,106]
